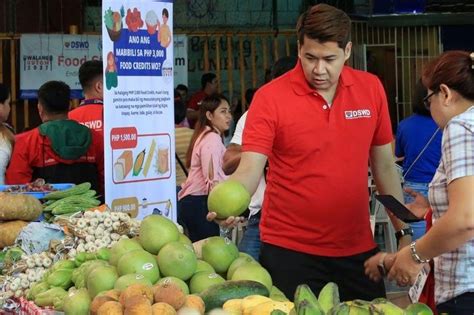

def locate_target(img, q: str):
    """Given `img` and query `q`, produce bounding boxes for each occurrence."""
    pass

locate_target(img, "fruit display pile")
[1,210,433,314]
[0,183,431,315]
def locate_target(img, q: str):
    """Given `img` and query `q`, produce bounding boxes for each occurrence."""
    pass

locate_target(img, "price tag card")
[408,264,431,303]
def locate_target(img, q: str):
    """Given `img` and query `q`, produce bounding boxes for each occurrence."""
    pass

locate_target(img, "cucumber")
[200,280,269,311]
[43,182,91,200]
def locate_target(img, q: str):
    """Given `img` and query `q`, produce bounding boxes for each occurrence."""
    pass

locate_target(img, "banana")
[294,285,323,315]
[370,301,405,315]
[318,282,340,313]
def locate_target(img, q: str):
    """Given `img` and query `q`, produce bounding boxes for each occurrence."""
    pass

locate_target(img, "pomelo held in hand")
[208,180,251,219]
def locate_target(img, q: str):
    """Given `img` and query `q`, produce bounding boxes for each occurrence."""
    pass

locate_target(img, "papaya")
[132,149,146,176]
[199,280,269,312]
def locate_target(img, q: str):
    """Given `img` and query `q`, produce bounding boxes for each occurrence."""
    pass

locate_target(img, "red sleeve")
[371,77,394,146]
[5,133,33,184]
[241,89,277,157]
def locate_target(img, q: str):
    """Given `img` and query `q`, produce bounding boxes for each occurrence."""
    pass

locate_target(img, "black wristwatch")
[395,228,414,241]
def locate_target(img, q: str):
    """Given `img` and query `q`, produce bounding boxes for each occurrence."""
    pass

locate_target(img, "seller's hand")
[206,212,244,229]
[404,188,430,219]
[364,252,396,282]
[387,246,424,287]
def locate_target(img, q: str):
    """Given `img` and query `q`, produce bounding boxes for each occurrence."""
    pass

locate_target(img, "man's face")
[298,36,351,92]
[207,78,218,94]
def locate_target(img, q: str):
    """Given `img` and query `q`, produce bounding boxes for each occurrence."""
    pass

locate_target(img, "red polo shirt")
[242,61,393,257]
[68,98,104,139]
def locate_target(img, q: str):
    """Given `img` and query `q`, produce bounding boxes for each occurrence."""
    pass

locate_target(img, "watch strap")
[395,227,414,241]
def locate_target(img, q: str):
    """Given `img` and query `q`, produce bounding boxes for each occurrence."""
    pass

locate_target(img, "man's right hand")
[206,212,244,229]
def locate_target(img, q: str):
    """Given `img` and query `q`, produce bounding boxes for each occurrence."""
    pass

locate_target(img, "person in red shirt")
[69,60,104,139]
[6,81,104,194]
[187,73,218,128]
[208,4,410,300]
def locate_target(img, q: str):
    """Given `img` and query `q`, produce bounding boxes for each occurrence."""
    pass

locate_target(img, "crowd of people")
[0,3,472,313]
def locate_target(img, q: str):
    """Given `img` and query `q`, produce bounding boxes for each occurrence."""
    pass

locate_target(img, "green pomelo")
[207,180,251,219]
[227,256,259,280]
[117,249,160,284]
[177,233,193,246]
[201,236,239,274]
[405,303,434,315]
[139,215,180,254]
[156,276,190,295]
[87,265,119,298]
[239,252,254,260]
[189,271,225,294]
[114,273,152,291]
[195,260,215,274]
[157,241,197,281]
[109,238,143,266]
[231,264,273,292]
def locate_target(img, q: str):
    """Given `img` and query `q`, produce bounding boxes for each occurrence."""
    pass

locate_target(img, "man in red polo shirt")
[69,60,104,139]
[209,4,411,300]
[186,72,218,128]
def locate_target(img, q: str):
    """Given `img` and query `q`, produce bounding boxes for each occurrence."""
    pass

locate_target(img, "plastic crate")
[0,183,74,199]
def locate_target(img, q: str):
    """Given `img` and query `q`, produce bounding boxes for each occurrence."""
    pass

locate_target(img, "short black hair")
[79,60,103,91]
[271,56,297,79]
[201,73,217,90]
[174,89,186,124]
[0,83,10,103]
[412,79,431,117]
[162,8,169,18]
[38,81,71,114]
[176,84,188,92]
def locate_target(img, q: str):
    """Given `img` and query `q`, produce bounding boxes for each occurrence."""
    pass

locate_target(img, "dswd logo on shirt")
[345,109,371,119]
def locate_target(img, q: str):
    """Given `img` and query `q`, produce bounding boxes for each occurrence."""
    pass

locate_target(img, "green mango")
[294,284,324,315]
[52,259,76,271]
[297,299,324,315]
[96,248,111,261]
[34,287,67,307]
[53,296,64,311]
[370,301,404,315]
[270,285,290,302]
[27,282,50,301]
[318,282,340,313]
[74,252,87,267]
[62,288,91,315]
[405,302,434,315]
[327,302,350,315]
[47,268,74,289]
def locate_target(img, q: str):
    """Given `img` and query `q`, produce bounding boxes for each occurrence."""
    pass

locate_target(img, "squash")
[0,192,42,221]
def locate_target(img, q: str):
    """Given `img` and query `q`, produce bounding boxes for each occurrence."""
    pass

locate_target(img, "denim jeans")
[437,292,474,314]
[177,194,219,242]
[238,215,261,261]
[403,181,429,241]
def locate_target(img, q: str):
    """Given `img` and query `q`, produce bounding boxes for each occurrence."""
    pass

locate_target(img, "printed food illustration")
[156,145,169,174]
[126,8,144,32]
[143,139,156,177]
[145,10,158,35]
[114,150,133,182]
[104,6,125,41]
[132,149,146,176]
[112,136,170,183]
